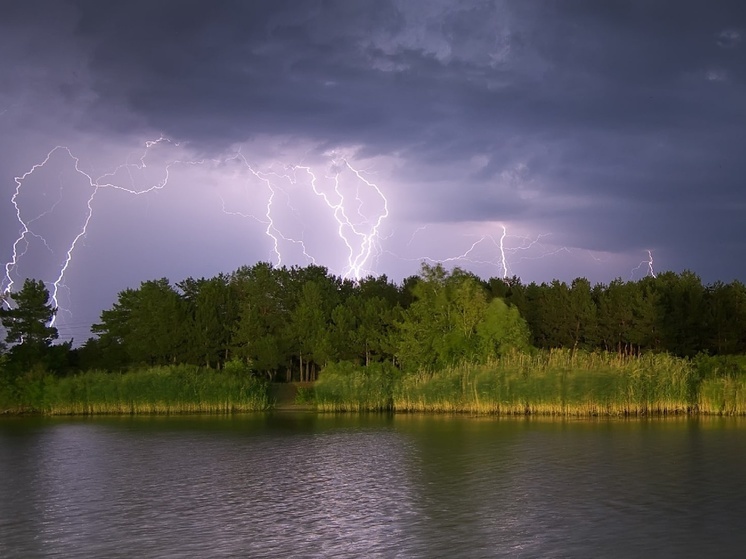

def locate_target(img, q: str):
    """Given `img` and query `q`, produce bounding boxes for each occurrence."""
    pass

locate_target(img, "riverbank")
[313,351,746,416]
[2,352,745,416]
[0,365,271,415]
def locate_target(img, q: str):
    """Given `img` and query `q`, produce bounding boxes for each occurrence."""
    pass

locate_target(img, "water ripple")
[1,416,745,557]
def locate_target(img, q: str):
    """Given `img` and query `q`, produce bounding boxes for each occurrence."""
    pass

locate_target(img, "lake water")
[1,414,745,558]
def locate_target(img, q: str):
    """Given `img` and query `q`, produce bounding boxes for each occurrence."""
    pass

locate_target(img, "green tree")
[231,263,293,380]
[93,278,189,365]
[289,280,335,381]
[396,263,451,372]
[396,264,511,371]
[628,277,659,353]
[568,278,598,350]
[707,280,746,354]
[654,271,706,356]
[0,279,59,373]
[476,298,532,358]
[179,274,237,368]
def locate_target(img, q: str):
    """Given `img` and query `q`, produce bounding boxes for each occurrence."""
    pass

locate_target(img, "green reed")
[394,350,696,415]
[0,365,271,415]
[314,349,742,416]
[4,351,744,416]
[314,361,397,412]
[689,354,746,415]
[698,375,746,415]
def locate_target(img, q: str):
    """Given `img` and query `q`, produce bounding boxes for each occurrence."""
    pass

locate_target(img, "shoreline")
[2,405,745,417]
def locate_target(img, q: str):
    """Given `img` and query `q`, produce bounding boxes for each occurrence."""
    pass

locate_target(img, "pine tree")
[0,279,59,373]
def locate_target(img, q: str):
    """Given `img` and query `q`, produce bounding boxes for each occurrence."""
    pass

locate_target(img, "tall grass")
[4,351,745,416]
[0,365,271,415]
[394,350,696,415]
[315,349,746,416]
[314,361,397,412]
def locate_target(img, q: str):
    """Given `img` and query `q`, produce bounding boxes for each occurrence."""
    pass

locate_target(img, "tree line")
[491,272,746,357]
[1,263,746,380]
[79,262,530,379]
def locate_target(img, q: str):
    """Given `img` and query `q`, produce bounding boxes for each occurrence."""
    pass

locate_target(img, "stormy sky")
[2,0,746,344]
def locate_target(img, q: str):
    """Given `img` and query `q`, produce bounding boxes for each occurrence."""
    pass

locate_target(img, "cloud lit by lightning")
[2,138,199,326]
[286,158,389,279]
[216,150,390,279]
[1,137,390,335]
[392,223,595,281]
[2,131,662,349]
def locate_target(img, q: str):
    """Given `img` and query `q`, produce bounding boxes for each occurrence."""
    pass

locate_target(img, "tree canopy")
[0,279,61,374]
[5,263,746,379]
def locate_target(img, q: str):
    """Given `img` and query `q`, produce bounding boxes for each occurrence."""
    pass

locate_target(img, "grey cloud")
[717,29,742,48]
[3,0,746,300]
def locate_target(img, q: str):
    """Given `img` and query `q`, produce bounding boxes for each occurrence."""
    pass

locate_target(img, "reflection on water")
[1,415,745,558]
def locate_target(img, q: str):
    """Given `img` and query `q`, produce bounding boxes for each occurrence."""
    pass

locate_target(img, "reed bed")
[4,351,746,416]
[314,361,397,412]
[396,351,696,415]
[0,365,271,415]
[698,376,746,415]
[316,349,746,416]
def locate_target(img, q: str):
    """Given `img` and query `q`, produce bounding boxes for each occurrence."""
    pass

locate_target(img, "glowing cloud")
[1,137,391,327]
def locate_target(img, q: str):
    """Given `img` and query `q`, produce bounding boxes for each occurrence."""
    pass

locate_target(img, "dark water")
[1,414,745,558]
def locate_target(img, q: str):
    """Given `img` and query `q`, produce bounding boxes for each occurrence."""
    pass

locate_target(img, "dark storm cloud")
[3,0,746,285]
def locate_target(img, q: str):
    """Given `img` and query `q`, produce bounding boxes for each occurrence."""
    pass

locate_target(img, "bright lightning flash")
[224,154,389,280]
[399,223,569,279]
[2,138,199,326]
[289,158,389,279]
[2,138,391,333]
[630,250,657,280]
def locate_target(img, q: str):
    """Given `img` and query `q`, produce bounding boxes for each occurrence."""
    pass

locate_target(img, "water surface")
[1,414,744,557]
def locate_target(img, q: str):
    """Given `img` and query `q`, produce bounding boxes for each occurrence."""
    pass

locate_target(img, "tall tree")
[179,274,237,368]
[231,263,293,379]
[568,278,598,351]
[655,271,706,356]
[289,280,335,381]
[396,263,451,372]
[476,298,532,359]
[396,264,523,371]
[596,279,634,353]
[93,278,189,365]
[0,279,59,373]
[707,280,746,354]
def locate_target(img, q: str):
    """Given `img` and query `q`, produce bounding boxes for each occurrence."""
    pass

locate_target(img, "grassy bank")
[314,361,397,412]
[0,365,271,415]
[315,350,746,416]
[3,351,744,416]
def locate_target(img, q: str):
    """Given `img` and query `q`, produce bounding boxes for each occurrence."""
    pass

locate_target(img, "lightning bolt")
[394,222,619,284]
[277,157,389,280]
[406,225,428,246]
[397,228,506,276]
[223,151,285,264]
[629,250,657,280]
[399,223,555,279]
[647,250,657,278]
[339,159,389,278]
[498,224,508,278]
[2,138,202,326]
[3,138,391,336]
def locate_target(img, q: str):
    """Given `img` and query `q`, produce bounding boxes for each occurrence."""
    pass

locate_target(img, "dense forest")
[2,262,746,380]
